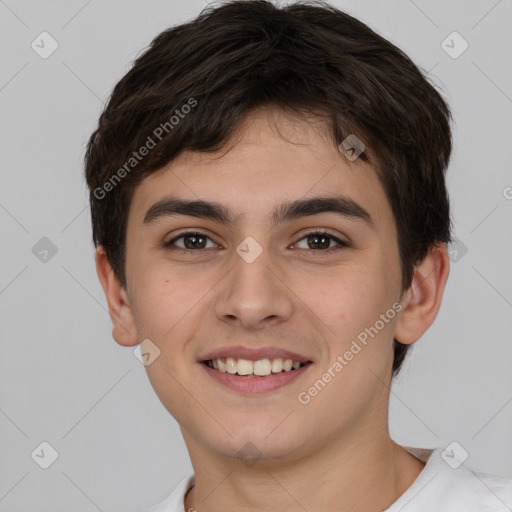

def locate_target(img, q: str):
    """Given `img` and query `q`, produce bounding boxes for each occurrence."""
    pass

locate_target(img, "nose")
[214,244,294,330]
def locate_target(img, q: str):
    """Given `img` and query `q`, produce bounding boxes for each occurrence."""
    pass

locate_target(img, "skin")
[95,106,450,511]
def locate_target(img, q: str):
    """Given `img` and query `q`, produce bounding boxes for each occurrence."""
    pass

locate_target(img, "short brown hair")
[84,0,453,375]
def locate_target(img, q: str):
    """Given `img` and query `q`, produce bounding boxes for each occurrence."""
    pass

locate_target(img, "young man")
[84,1,512,510]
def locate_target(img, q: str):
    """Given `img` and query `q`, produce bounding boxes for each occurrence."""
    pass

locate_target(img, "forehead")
[128,107,390,230]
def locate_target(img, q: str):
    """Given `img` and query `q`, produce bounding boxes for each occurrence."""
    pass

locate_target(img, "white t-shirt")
[145,447,512,511]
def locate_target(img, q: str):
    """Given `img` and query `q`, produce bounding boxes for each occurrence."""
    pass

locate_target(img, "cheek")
[291,262,382,328]
[129,263,213,363]
[292,261,396,367]
[130,261,191,323]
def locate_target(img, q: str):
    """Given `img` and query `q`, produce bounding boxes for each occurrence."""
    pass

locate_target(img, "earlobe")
[94,245,139,347]
[394,242,450,345]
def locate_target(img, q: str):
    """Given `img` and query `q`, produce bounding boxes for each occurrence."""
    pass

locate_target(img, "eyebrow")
[143,195,375,231]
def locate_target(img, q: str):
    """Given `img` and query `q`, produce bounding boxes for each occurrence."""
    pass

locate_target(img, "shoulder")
[144,474,195,512]
[447,467,512,509]
[439,468,512,510]
[388,447,512,511]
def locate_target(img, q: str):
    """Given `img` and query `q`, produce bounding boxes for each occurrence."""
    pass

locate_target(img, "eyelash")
[163,230,349,255]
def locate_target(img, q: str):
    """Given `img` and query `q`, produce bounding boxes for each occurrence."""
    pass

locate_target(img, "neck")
[183,428,425,512]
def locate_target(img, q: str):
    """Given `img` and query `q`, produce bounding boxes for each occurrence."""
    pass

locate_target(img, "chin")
[205,423,308,463]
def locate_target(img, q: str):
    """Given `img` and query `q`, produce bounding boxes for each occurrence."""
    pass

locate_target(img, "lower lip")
[200,362,313,394]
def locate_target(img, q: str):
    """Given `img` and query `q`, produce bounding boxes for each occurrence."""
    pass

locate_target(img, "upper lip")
[199,345,312,363]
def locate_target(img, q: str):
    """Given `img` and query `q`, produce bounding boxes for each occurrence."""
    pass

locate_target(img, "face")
[118,108,413,464]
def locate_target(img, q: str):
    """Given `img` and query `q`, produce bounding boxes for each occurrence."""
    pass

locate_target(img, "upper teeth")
[208,357,303,376]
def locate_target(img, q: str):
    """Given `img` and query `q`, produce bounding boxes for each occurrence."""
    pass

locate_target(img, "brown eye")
[295,231,348,251]
[165,231,215,250]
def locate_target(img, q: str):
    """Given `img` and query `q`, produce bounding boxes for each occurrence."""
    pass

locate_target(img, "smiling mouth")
[203,357,313,377]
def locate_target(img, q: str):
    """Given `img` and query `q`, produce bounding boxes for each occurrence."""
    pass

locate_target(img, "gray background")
[1,0,511,510]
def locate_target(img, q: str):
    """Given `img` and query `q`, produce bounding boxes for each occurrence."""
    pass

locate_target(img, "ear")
[94,245,138,347]
[394,242,450,345]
